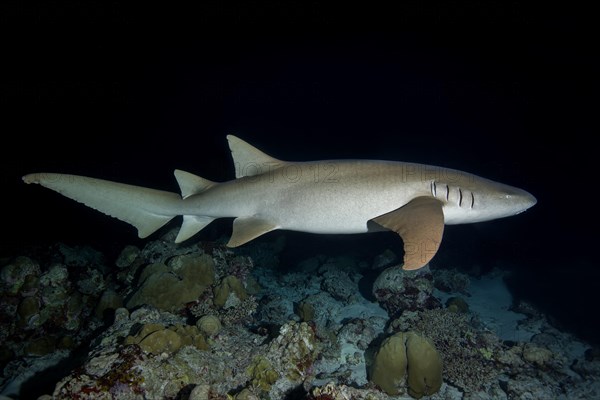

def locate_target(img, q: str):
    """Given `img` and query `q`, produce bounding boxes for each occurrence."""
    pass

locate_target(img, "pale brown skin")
[23,135,536,270]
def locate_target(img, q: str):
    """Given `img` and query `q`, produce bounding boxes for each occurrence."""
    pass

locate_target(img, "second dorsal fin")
[174,169,216,199]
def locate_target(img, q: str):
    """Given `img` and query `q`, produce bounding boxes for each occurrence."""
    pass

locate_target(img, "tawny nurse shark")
[23,135,536,270]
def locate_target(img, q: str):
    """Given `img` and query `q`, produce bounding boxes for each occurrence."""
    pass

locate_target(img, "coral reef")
[1,232,600,399]
[392,308,500,393]
[1,256,42,295]
[124,323,209,354]
[445,296,469,313]
[126,254,215,312]
[370,332,409,395]
[196,315,222,337]
[371,249,399,270]
[115,245,140,269]
[405,333,443,399]
[372,264,441,317]
[213,275,248,308]
[432,268,471,294]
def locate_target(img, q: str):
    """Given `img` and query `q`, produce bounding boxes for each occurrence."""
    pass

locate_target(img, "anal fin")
[371,197,444,270]
[227,216,279,247]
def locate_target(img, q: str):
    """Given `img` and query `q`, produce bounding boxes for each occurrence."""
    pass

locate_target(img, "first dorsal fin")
[227,135,285,178]
[174,169,216,199]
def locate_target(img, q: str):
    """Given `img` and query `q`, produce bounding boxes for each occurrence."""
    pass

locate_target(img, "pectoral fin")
[371,197,444,270]
[227,216,279,247]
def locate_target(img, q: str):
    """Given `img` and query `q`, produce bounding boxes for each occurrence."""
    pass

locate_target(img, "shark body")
[23,135,536,270]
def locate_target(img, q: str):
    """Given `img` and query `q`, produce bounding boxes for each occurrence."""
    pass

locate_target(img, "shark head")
[475,179,537,220]
[437,174,537,224]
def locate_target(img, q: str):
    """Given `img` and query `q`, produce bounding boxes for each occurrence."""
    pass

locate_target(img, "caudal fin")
[23,173,181,238]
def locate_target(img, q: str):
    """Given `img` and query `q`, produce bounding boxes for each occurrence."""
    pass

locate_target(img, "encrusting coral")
[196,315,222,337]
[394,308,501,393]
[126,254,215,312]
[213,275,248,308]
[372,264,440,317]
[124,323,209,354]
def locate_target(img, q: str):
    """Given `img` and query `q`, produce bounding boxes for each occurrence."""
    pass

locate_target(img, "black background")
[2,2,598,343]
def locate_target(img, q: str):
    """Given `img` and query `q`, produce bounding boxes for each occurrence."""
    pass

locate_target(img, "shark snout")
[524,191,537,208]
[509,187,537,214]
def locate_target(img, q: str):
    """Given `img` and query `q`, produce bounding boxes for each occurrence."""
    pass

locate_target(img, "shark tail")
[22,171,216,242]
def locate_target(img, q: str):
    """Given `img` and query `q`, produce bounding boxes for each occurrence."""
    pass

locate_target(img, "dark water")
[3,0,598,362]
